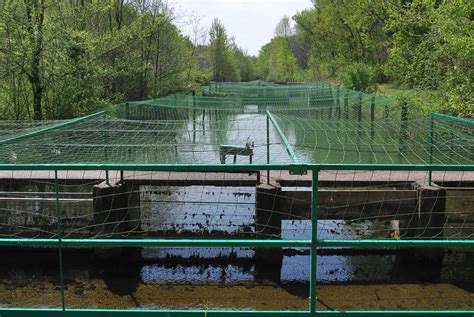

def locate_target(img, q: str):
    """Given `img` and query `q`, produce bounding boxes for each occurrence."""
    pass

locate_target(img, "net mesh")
[0,81,473,312]
[0,170,472,240]
[0,87,471,165]
[0,120,65,141]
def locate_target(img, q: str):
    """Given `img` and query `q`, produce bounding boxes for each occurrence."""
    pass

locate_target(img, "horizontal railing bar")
[318,239,474,248]
[0,197,91,202]
[0,238,472,248]
[432,112,474,127]
[0,308,472,316]
[0,239,312,248]
[0,163,472,171]
[0,191,91,197]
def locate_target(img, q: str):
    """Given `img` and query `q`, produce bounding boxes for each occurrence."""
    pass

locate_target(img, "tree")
[208,18,236,82]
[0,0,208,120]
[385,0,473,115]
[289,0,472,116]
[293,0,392,80]
[25,0,45,120]
[256,15,301,82]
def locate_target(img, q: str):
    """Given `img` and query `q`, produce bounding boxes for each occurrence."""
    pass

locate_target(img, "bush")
[385,90,445,119]
[340,63,377,93]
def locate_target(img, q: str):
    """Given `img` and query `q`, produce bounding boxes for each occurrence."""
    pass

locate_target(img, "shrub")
[340,63,377,93]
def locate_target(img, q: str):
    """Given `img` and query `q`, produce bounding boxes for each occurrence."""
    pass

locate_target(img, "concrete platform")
[0,170,472,187]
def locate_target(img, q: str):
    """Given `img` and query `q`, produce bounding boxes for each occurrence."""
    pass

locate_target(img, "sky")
[170,0,314,56]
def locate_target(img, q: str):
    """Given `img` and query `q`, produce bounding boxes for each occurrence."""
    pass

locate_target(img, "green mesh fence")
[0,90,470,166]
[0,82,472,317]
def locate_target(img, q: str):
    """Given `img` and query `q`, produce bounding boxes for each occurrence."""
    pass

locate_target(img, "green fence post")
[308,86,311,109]
[202,109,206,136]
[328,87,334,120]
[344,90,349,120]
[192,95,196,142]
[54,170,66,311]
[103,116,110,185]
[310,168,319,314]
[429,113,434,185]
[266,114,270,184]
[371,96,375,140]
[399,99,409,161]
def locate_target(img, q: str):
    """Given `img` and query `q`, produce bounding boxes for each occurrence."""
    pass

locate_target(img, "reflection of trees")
[207,110,240,163]
[272,107,439,165]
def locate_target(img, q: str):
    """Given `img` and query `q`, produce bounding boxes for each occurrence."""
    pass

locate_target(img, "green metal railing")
[0,163,472,316]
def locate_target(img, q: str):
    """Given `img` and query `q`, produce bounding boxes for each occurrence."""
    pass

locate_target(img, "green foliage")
[209,18,235,82]
[208,18,256,83]
[340,63,377,93]
[2,0,471,119]
[294,0,392,81]
[0,0,208,120]
[384,0,473,116]
[376,88,445,121]
[256,16,303,83]
[292,0,473,117]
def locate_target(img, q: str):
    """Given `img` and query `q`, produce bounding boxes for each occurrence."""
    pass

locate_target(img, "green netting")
[0,120,65,142]
[207,81,375,100]
[0,82,473,317]
[0,108,291,164]
[0,82,472,166]
[271,110,473,165]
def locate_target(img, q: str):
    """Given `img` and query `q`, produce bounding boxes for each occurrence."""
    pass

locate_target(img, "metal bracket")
[289,164,308,175]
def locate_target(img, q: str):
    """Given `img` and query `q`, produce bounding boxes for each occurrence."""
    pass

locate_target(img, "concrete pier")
[255,184,283,282]
[92,181,142,262]
[414,186,447,281]
[92,181,141,236]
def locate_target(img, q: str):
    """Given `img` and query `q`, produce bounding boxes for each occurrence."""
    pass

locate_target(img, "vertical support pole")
[307,86,311,111]
[310,169,318,314]
[358,92,363,122]
[103,115,110,185]
[399,99,409,160]
[125,102,129,119]
[344,91,349,121]
[428,113,434,185]
[192,108,196,143]
[328,87,333,120]
[266,114,270,185]
[371,96,375,140]
[202,109,206,136]
[54,170,66,311]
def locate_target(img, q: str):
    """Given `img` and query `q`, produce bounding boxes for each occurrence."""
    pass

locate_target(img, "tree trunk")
[25,0,45,120]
